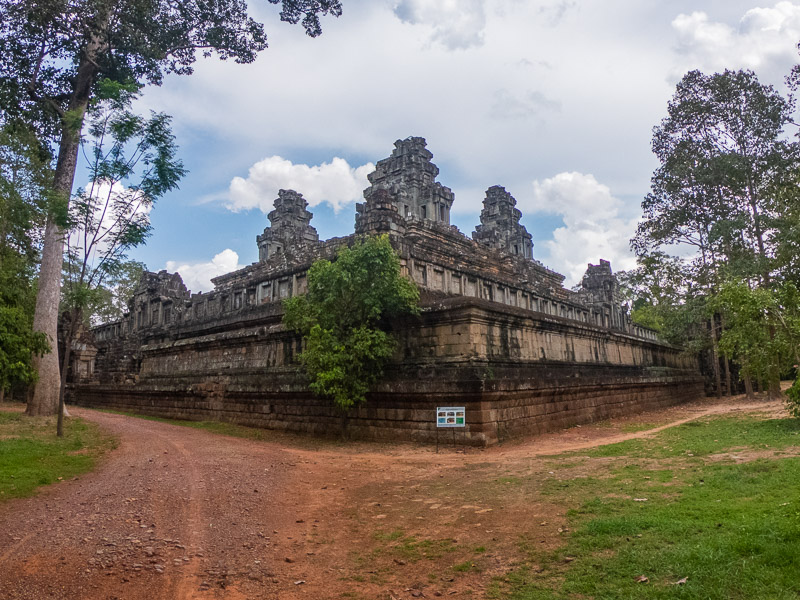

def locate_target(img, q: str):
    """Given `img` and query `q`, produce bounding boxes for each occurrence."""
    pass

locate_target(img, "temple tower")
[360,137,455,224]
[472,185,534,258]
[577,259,627,329]
[257,189,319,261]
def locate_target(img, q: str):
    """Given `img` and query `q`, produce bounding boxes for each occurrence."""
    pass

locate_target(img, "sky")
[122,0,800,292]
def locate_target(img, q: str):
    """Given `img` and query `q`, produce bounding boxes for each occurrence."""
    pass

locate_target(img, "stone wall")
[73,296,702,446]
[76,136,705,444]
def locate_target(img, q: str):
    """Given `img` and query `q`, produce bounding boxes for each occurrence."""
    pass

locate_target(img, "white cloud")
[537,0,577,26]
[393,0,487,49]
[227,156,374,214]
[165,249,242,293]
[525,172,637,286]
[671,2,800,81]
[134,2,800,277]
[69,179,153,259]
[490,89,561,120]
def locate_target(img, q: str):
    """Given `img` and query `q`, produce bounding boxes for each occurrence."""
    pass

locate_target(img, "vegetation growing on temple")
[283,235,419,412]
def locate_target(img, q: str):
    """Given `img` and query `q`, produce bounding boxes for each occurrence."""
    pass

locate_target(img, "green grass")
[492,414,800,599]
[621,422,662,433]
[453,560,481,572]
[0,409,116,501]
[584,415,800,459]
[392,535,458,562]
[374,529,406,542]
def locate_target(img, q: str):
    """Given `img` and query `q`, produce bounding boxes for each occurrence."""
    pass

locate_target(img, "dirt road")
[0,410,314,599]
[0,396,784,599]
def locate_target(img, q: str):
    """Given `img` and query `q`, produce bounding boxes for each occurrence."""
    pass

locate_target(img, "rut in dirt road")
[0,409,308,600]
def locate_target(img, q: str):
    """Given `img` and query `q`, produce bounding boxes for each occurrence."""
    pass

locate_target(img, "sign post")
[436,406,465,453]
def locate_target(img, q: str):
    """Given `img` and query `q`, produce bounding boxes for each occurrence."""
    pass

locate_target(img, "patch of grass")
[374,528,405,541]
[544,459,585,470]
[497,476,522,485]
[473,546,487,553]
[0,411,116,501]
[621,422,661,433]
[585,415,800,459]
[453,560,480,572]
[494,414,800,599]
[391,536,458,563]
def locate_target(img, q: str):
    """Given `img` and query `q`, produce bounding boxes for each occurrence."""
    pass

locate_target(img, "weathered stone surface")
[358,136,454,224]
[256,189,319,262]
[74,137,704,445]
[472,186,533,259]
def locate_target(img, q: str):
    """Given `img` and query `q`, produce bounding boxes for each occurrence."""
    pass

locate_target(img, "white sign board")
[436,406,466,428]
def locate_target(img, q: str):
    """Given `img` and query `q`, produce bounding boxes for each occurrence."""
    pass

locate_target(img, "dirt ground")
[0,395,785,600]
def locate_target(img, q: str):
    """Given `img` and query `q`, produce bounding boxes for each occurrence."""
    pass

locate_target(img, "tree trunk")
[709,319,722,399]
[57,312,77,437]
[768,371,782,400]
[27,21,106,416]
[0,387,4,404]
[744,373,755,400]
[723,356,733,397]
[27,216,66,416]
[767,324,782,400]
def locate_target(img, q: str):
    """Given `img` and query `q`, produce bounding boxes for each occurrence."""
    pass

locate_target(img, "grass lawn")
[490,414,800,600]
[0,407,116,502]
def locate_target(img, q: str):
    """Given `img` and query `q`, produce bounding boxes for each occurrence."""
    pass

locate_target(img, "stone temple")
[74,137,703,445]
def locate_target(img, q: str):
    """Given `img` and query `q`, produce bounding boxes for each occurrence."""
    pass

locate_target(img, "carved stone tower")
[472,186,533,258]
[361,137,455,224]
[354,189,407,236]
[257,189,319,261]
[577,259,627,329]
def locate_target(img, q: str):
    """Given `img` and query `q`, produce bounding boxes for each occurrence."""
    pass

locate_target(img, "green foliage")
[633,69,795,279]
[0,411,115,501]
[0,291,49,393]
[0,1,341,140]
[618,253,715,352]
[89,260,146,324]
[786,380,800,418]
[0,122,51,394]
[63,93,183,324]
[283,235,420,411]
[708,280,800,402]
[628,69,800,390]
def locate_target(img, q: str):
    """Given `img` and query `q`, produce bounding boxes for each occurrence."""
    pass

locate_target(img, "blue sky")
[115,0,800,292]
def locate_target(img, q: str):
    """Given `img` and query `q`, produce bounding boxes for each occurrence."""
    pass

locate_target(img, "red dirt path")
[0,395,784,599]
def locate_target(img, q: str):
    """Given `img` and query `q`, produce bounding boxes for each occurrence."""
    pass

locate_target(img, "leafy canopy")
[63,84,184,322]
[283,235,419,411]
[0,0,342,137]
[628,68,800,397]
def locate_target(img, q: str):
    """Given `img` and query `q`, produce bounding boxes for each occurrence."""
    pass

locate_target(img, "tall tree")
[58,86,184,435]
[633,69,798,398]
[0,0,342,415]
[0,122,50,401]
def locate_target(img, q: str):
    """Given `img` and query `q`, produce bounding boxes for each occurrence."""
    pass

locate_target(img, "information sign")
[436,406,465,428]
